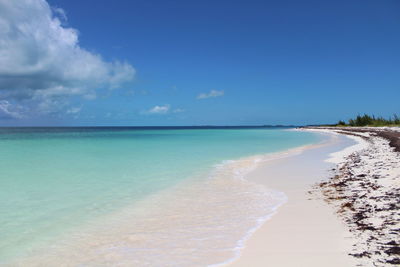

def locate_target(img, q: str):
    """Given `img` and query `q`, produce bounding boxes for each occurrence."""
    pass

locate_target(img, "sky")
[0,0,399,126]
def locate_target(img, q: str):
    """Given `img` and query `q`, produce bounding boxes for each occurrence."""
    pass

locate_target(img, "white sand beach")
[230,127,400,267]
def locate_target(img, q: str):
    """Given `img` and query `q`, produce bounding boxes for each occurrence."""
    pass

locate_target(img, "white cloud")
[142,105,185,115]
[0,0,135,116]
[52,7,67,22]
[146,104,170,114]
[0,100,23,119]
[197,90,224,99]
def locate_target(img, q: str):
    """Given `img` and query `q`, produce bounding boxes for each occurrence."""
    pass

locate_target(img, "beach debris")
[310,127,400,266]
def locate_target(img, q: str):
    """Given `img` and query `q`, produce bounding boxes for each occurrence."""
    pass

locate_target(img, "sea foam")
[14,153,288,267]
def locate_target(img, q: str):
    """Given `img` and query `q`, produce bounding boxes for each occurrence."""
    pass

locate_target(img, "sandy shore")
[312,127,400,266]
[230,127,400,267]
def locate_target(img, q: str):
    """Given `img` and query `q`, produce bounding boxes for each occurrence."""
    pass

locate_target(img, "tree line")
[337,114,400,127]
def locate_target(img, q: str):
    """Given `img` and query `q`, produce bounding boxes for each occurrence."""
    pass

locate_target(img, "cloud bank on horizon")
[0,0,135,119]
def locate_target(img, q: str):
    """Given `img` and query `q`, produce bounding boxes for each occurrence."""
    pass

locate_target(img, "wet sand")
[230,131,360,266]
[231,127,400,266]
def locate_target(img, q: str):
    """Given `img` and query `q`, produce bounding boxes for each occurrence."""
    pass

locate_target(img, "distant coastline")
[0,125,299,129]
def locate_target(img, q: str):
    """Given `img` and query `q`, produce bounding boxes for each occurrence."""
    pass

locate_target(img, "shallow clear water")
[0,127,322,265]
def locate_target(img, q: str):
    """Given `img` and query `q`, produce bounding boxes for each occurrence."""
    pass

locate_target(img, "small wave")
[13,151,297,267]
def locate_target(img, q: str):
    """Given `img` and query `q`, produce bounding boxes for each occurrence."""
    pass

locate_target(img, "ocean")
[0,127,323,266]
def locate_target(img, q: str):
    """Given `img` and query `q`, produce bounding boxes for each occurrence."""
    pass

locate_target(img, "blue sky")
[0,0,399,126]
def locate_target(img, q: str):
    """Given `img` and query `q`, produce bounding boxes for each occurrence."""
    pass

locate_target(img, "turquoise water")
[0,127,321,265]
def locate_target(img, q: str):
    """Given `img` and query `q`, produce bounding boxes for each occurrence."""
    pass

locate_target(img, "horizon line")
[0,124,302,128]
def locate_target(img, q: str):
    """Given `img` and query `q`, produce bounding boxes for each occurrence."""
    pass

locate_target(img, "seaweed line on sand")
[309,127,400,266]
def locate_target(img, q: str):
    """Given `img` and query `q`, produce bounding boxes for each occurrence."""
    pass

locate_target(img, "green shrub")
[336,114,400,127]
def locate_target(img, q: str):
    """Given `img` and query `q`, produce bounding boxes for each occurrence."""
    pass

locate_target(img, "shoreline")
[310,127,400,266]
[229,126,400,266]
[229,129,364,266]
[9,130,320,267]
[6,127,398,266]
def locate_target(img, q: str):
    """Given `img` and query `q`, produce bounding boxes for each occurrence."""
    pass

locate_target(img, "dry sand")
[229,131,363,267]
[230,127,400,266]
[314,127,400,266]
